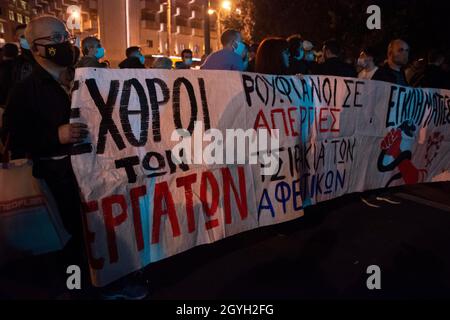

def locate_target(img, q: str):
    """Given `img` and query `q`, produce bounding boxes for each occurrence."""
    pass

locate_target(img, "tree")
[220,0,255,42]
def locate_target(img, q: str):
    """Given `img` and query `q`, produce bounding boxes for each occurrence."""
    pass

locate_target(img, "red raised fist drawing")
[381,128,402,157]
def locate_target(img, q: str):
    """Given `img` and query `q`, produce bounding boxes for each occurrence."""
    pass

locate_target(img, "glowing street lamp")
[71,11,80,19]
[209,1,233,42]
[221,0,232,11]
[66,5,82,34]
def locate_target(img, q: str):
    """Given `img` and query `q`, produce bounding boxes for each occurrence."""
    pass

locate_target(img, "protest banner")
[70,69,450,286]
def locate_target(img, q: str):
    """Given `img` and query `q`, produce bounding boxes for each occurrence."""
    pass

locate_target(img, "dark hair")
[3,43,19,58]
[361,46,379,64]
[428,49,445,64]
[323,39,341,56]
[255,37,289,75]
[15,24,27,33]
[181,49,193,58]
[126,46,141,58]
[361,46,376,58]
[81,36,100,56]
[220,29,240,46]
[287,34,303,57]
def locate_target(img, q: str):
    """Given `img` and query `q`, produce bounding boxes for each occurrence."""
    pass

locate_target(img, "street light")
[66,5,82,36]
[221,0,232,11]
[71,11,80,19]
[209,1,233,42]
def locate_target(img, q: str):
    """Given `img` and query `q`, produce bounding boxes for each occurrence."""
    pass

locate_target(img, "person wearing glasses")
[3,12,85,287]
[3,15,149,300]
[0,24,35,131]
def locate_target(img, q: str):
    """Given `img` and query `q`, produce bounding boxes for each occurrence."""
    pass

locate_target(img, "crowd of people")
[2,21,448,97]
[0,14,449,300]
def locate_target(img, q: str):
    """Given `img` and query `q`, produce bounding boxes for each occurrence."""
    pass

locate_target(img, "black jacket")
[75,56,106,69]
[119,57,145,69]
[288,58,309,75]
[247,58,256,73]
[0,60,15,106]
[11,50,35,84]
[413,65,449,90]
[3,64,73,163]
[0,51,35,107]
[312,57,357,78]
[372,63,408,86]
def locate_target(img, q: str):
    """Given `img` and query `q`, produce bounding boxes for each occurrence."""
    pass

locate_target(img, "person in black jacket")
[0,43,19,108]
[372,39,409,86]
[3,16,148,300]
[0,43,19,147]
[313,39,357,78]
[119,46,146,69]
[412,49,448,89]
[11,24,35,85]
[4,15,87,241]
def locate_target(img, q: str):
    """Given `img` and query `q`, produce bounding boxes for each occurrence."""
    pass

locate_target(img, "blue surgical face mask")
[234,41,246,57]
[95,47,105,59]
[139,54,145,65]
[294,48,304,61]
[305,52,315,62]
[19,37,30,50]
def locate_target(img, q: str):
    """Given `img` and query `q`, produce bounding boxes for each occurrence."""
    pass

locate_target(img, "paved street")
[1,182,450,300]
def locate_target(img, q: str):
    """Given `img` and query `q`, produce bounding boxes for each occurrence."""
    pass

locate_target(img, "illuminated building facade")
[1,0,222,65]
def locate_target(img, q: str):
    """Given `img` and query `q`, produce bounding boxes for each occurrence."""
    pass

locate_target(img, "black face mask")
[34,41,75,67]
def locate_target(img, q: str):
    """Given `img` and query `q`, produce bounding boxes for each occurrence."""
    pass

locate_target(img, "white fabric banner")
[70,69,450,286]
